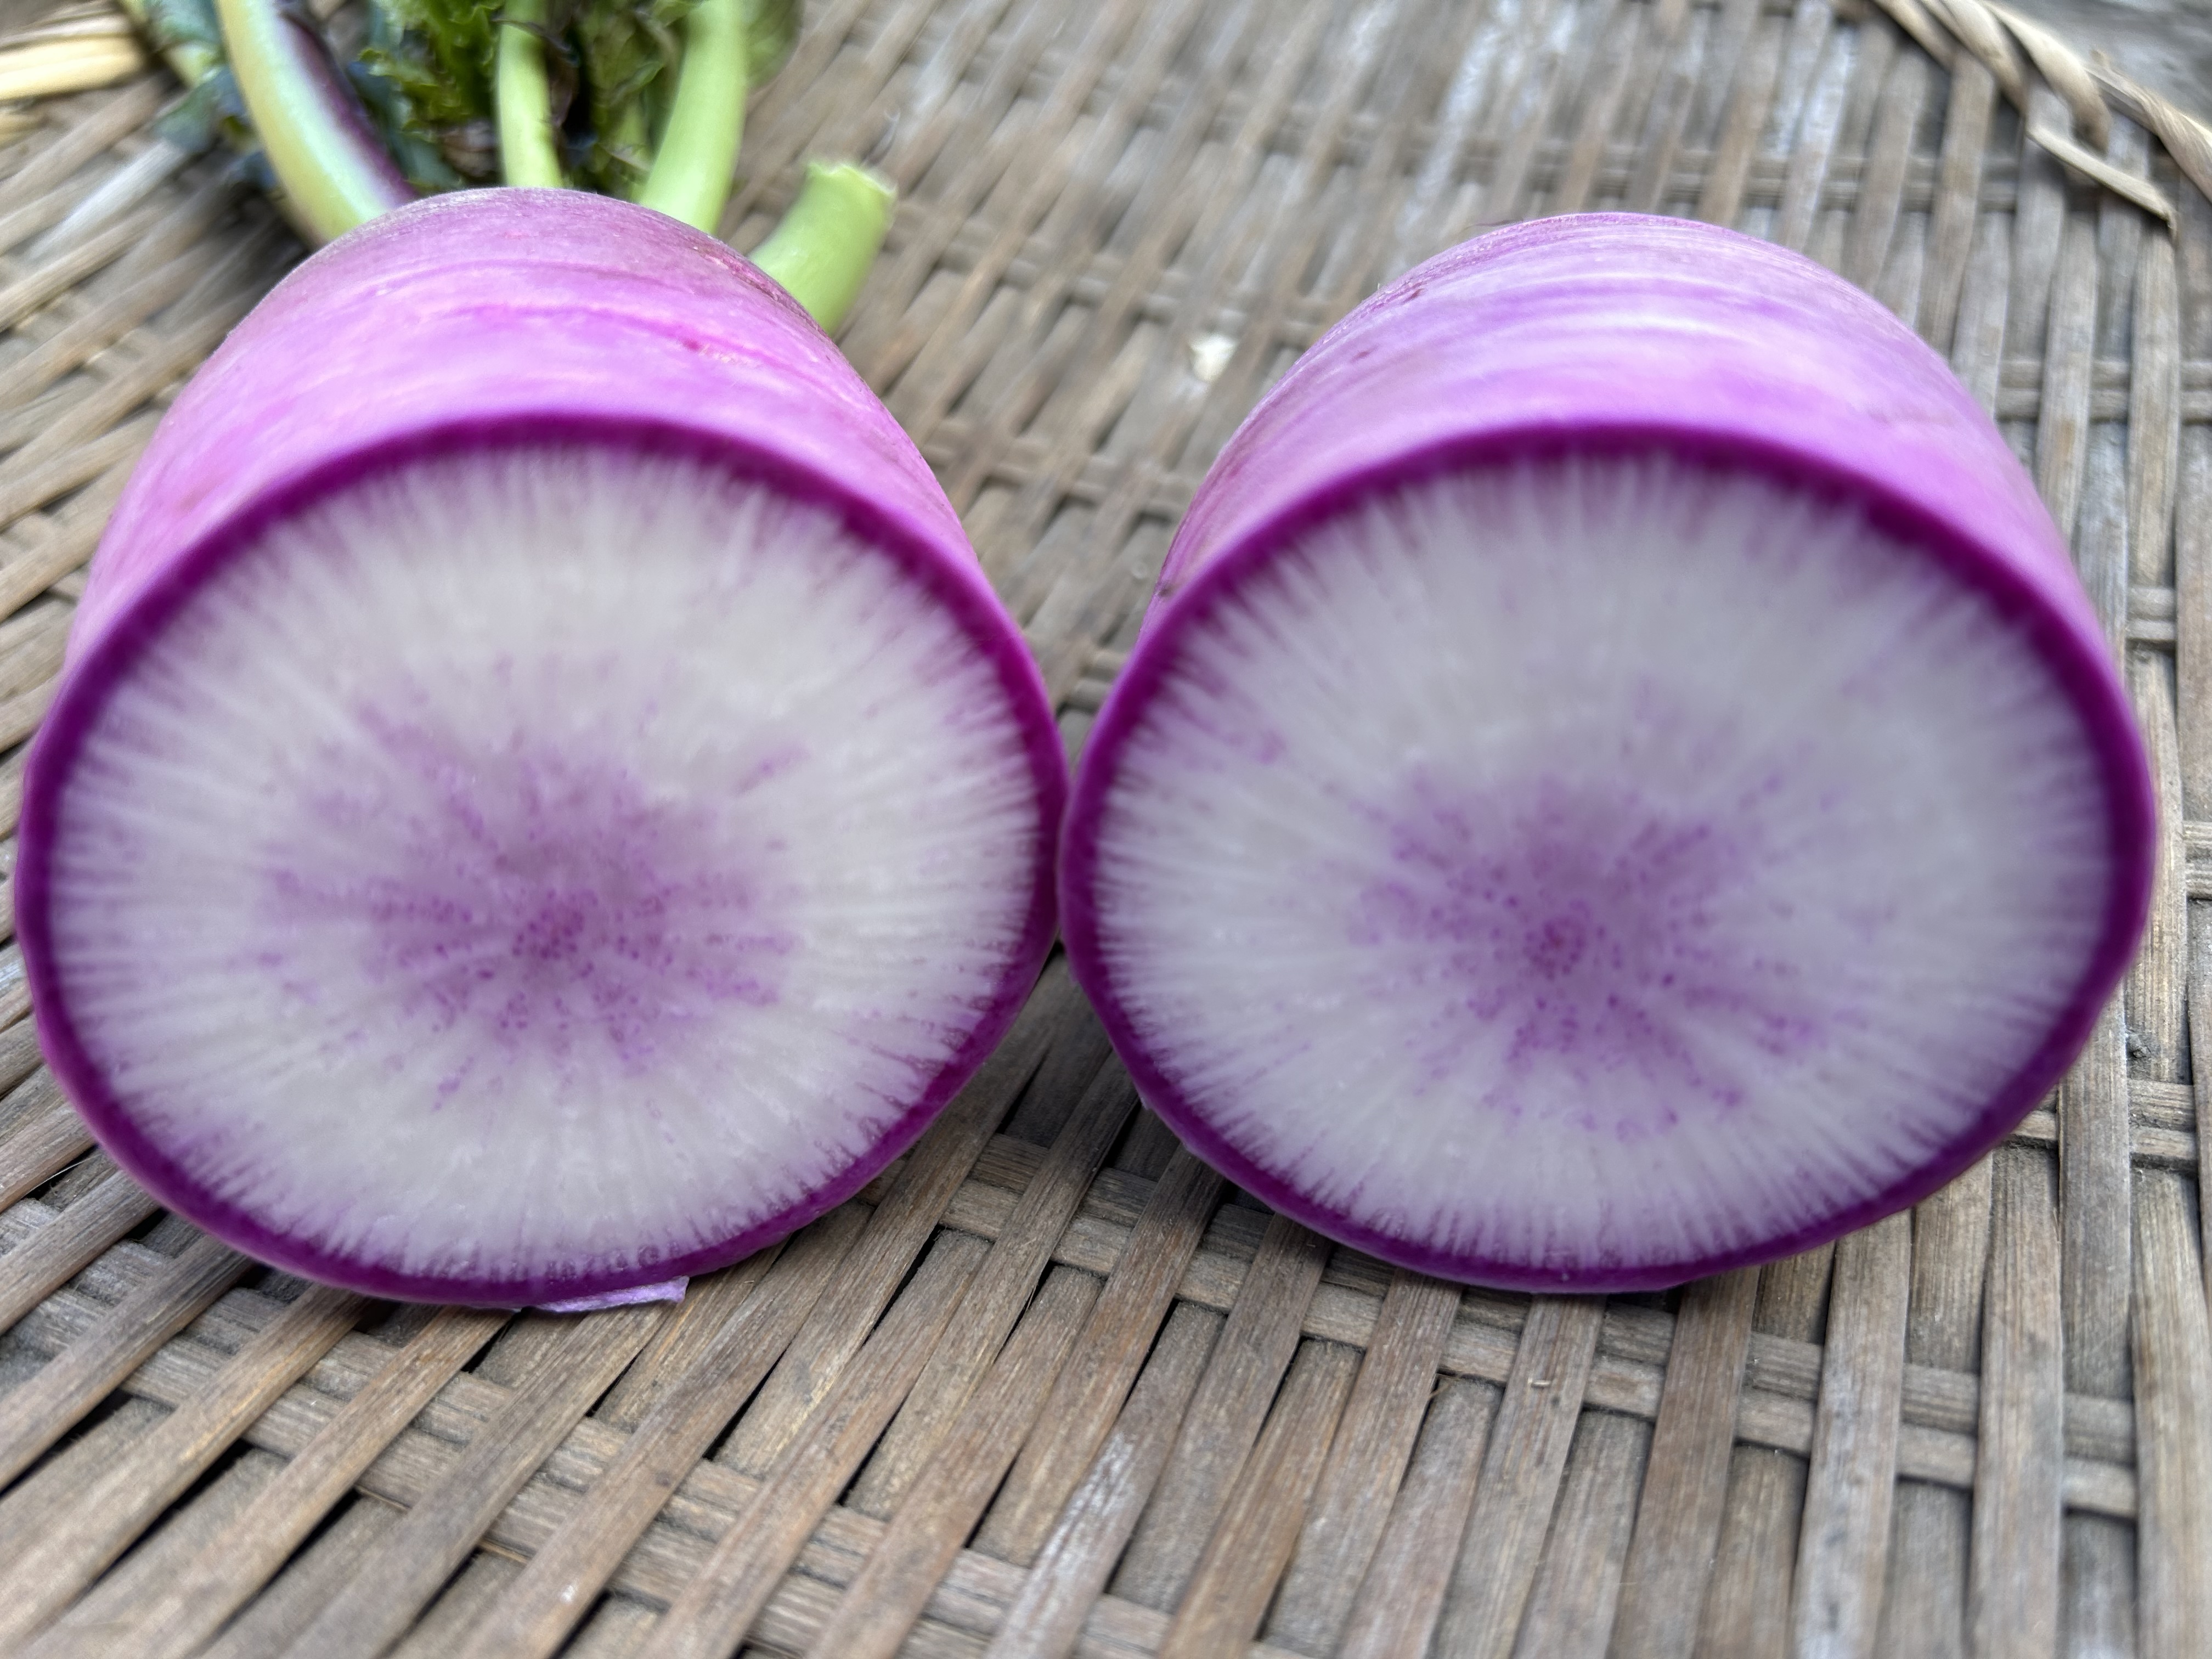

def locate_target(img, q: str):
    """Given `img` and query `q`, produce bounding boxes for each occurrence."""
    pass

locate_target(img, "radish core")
[1070,452,2128,1289]
[31,437,1052,1300]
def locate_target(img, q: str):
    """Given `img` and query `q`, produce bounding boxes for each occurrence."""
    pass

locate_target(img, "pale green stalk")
[495,0,565,188]
[749,160,894,332]
[213,0,414,242]
[636,0,746,231]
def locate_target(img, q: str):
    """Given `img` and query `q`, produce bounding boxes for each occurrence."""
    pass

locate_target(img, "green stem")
[749,160,894,333]
[115,0,222,89]
[636,0,747,232]
[213,0,413,243]
[495,0,564,189]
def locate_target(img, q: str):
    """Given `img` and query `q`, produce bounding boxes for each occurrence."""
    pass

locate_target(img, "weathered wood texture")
[0,0,2204,1651]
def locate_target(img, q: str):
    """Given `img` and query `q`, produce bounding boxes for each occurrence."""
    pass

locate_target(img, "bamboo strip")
[2194,924,2212,1309]
[0,1157,156,1332]
[1549,0,1648,213]
[2131,238,2183,600]
[808,1265,1101,1659]
[881,0,1231,448]
[590,1238,800,1432]
[0,34,144,105]
[1434,1296,1607,1659]
[0,1071,89,1213]
[2132,653,2191,1082]
[0,1126,2157,1515]
[280,1303,664,1659]
[1878,1150,1994,1659]
[1792,1214,1912,1659]
[643,1229,991,1659]
[1773,2,1850,251]
[1607,1266,1760,1658]
[2008,86,2069,375]
[1967,1148,2063,1659]
[980,1302,1223,1659]
[1155,1340,1359,1659]
[713,966,1065,1475]
[1700,1246,1832,1656]
[448,1216,859,1659]
[2037,215,2101,552]
[1262,1269,1462,1655]
[1111,1214,1331,1611]
[0,81,161,224]
[2129,1171,2212,1659]
[39,1307,505,1659]
[27,1446,288,1658]
[0,1282,361,1650]
[847,1062,1135,1516]
[1335,1376,1500,1659]
[1624,0,1715,213]
[2062,1000,2136,1400]
[976,1147,1224,1566]
[1510,1408,1649,1658]
[0,1230,244,1489]
[1699,4,1787,224]
[0,192,170,337]
[1845,43,1922,290]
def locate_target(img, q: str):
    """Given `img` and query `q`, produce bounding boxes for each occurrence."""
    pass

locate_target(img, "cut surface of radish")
[19,191,1064,1306]
[36,441,1045,1299]
[1063,216,2151,1292]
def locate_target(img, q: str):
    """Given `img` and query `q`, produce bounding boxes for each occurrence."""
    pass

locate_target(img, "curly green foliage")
[357,0,499,184]
[358,0,795,195]
[568,0,689,192]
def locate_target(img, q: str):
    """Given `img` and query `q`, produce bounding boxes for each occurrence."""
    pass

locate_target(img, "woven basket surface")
[0,0,2205,1653]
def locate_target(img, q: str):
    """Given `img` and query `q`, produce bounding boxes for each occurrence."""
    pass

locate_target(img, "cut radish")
[18,189,1064,1307]
[1062,215,2153,1293]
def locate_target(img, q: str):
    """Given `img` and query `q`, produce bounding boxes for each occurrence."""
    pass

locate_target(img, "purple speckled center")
[1345,773,1822,1132]
[267,719,793,1089]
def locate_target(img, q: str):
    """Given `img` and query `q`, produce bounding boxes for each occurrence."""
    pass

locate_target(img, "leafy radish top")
[116,0,878,319]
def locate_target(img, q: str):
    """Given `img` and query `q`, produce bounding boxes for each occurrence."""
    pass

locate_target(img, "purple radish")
[1061,214,2153,1293]
[17,188,1065,1307]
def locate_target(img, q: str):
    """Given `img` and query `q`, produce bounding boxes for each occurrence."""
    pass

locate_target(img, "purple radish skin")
[18,189,1066,1307]
[1061,214,2153,1294]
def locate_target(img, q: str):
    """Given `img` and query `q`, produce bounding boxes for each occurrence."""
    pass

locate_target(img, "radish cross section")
[1063,216,2153,1292]
[18,191,1065,1306]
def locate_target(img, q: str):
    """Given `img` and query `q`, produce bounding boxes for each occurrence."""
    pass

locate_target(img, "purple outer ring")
[18,413,1068,1308]
[1061,233,2157,1295]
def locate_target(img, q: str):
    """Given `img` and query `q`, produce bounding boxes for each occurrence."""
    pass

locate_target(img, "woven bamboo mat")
[0,0,2205,1653]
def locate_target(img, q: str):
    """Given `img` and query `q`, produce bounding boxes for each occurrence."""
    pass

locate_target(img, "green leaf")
[357,0,802,196]
[360,0,500,132]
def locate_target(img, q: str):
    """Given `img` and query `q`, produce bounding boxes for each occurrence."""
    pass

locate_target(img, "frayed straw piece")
[2028,119,2176,227]
[0,31,144,104]
[1916,0,2027,106]
[1874,0,2209,224]
[1991,2,2110,145]
[1876,0,1957,69]
[2087,60,2212,212]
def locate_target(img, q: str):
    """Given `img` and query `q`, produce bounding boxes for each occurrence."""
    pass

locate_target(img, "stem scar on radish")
[17,190,1065,1307]
[1060,214,2154,1294]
